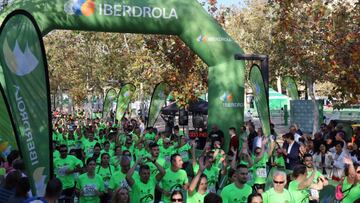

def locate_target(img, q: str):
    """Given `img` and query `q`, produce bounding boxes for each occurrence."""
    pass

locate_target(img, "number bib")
[256,168,267,178]
[310,189,319,199]
[58,166,68,176]
[83,184,97,196]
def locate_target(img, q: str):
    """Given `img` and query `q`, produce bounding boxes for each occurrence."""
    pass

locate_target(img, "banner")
[115,84,136,122]
[147,83,169,127]
[102,88,117,120]
[0,84,19,158]
[283,76,299,100]
[0,11,51,195]
[249,64,271,136]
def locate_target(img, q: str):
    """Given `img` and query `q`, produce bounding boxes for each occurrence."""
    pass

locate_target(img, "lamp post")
[234,54,269,102]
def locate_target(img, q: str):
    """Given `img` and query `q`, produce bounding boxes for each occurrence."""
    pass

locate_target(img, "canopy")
[161,99,208,115]
[269,88,289,110]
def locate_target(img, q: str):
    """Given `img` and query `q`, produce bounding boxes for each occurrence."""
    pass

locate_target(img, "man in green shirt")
[160,153,189,203]
[145,143,166,177]
[303,153,328,202]
[126,157,166,203]
[221,164,252,203]
[262,171,294,203]
[108,156,131,193]
[54,144,83,202]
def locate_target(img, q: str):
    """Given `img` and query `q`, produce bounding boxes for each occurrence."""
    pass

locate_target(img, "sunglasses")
[171,198,182,202]
[273,180,285,184]
[60,150,67,153]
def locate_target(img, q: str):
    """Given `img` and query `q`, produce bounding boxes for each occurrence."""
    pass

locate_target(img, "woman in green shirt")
[96,153,115,202]
[188,158,208,203]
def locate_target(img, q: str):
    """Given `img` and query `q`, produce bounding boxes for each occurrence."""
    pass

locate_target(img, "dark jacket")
[282,141,301,170]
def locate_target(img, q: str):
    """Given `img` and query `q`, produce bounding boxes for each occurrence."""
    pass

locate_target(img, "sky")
[217,0,245,7]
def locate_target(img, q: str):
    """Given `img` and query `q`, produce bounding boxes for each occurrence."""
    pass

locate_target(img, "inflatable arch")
[0,0,245,195]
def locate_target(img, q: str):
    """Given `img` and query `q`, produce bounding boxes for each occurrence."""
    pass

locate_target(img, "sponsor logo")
[3,39,39,76]
[197,34,232,43]
[158,90,165,98]
[220,92,243,108]
[64,0,96,16]
[255,84,261,94]
[14,85,39,166]
[220,92,233,102]
[123,90,131,98]
[64,0,178,19]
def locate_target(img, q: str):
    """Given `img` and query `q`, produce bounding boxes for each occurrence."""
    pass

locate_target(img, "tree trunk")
[307,79,319,135]
[277,77,282,93]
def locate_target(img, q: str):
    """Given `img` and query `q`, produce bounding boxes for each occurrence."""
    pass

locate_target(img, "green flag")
[283,76,299,100]
[102,88,117,120]
[249,64,271,136]
[147,83,169,127]
[0,84,18,158]
[116,84,136,122]
[0,11,51,195]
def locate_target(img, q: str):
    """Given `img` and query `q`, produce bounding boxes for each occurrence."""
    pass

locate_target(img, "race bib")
[83,184,97,196]
[310,189,319,199]
[256,168,267,178]
[58,166,68,176]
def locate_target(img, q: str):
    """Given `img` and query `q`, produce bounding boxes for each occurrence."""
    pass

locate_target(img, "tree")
[270,0,360,132]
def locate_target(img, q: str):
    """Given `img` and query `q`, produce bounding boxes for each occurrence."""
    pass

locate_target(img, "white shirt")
[286,141,295,163]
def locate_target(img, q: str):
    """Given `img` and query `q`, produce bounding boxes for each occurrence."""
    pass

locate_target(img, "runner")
[261,171,294,203]
[221,164,252,203]
[76,158,105,203]
[54,144,83,203]
[126,156,166,203]
[160,154,189,203]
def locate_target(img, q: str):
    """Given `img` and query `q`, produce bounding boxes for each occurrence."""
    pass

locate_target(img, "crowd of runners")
[1,111,360,203]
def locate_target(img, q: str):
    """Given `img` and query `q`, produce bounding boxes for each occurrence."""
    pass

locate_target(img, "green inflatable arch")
[0,0,245,195]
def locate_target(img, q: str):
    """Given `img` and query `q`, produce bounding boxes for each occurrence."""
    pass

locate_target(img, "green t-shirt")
[161,168,188,203]
[145,132,156,140]
[54,155,83,189]
[221,183,252,203]
[274,155,285,168]
[82,138,98,158]
[262,188,294,203]
[108,170,127,190]
[288,180,309,203]
[306,170,322,183]
[187,191,208,203]
[177,144,191,163]
[342,177,360,203]
[121,144,135,156]
[53,150,60,160]
[95,165,116,190]
[131,174,158,203]
[134,147,149,160]
[76,173,105,203]
[193,164,220,193]
[144,157,166,177]
[252,153,269,184]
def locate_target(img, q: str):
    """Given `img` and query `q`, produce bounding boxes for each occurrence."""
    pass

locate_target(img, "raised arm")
[189,157,205,195]
[126,157,142,187]
[153,158,166,181]
[298,169,316,190]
